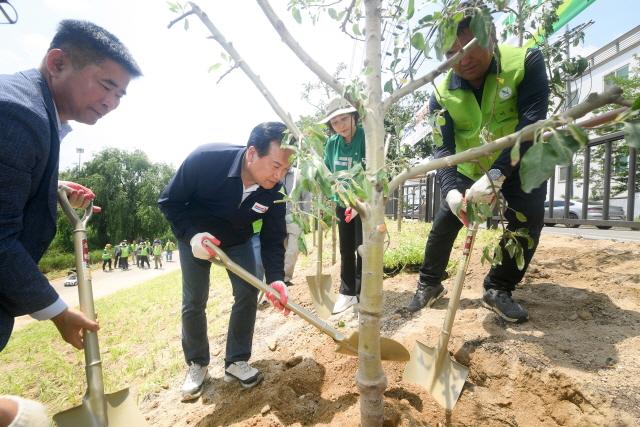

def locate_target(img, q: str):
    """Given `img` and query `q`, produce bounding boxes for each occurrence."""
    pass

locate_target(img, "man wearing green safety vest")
[164,239,177,262]
[407,3,549,323]
[119,241,130,271]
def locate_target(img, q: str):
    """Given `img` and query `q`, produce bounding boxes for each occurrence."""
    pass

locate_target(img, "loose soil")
[141,233,640,426]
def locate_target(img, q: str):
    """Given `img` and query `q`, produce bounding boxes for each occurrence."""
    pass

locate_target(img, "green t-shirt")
[323,126,366,173]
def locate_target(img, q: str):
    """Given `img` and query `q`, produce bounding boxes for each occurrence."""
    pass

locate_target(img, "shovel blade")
[54,388,148,427]
[336,332,411,362]
[306,274,335,319]
[403,340,469,410]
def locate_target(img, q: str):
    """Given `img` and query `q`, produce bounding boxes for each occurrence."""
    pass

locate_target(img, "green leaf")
[208,63,222,73]
[470,8,492,48]
[436,115,446,126]
[515,211,527,222]
[510,138,521,167]
[623,121,640,149]
[567,124,588,146]
[549,132,575,165]
[516,251,525,270]
[631,95,640,111]
[352,23,361,36]
[328,8,338,20]
[384,79,394,94]
[407,0,415,19]
[519,142,558,193]
[411,32,426,51]
[292,7,302,24]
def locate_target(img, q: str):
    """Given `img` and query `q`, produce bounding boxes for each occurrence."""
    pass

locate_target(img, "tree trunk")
[357,1,387,425]
[396,188,403,232]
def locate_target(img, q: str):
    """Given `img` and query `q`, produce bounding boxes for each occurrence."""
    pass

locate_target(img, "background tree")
[51,148,175,252]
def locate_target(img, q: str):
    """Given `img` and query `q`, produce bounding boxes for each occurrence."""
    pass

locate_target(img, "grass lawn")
[0,266,233,414]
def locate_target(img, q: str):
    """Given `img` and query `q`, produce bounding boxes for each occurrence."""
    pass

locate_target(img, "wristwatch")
[487,169,505,185]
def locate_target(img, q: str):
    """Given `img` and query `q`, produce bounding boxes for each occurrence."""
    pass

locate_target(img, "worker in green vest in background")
[102,243,113,272]
[164,239,176,262]
[153,239,163,269]
[407,2,549,323]
[139,241,151,269]
[119,240,130,271]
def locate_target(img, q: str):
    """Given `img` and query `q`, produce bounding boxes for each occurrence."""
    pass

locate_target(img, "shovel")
[54,187,148,427]
[403,223,479,410]
[206,242,409,362]
[305,208,335,319]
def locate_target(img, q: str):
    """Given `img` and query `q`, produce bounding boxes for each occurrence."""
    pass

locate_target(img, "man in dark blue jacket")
[0,19,141,425]
[159,122,293,401]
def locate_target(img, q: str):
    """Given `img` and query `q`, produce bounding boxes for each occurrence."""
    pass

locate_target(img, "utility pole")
[76,147,84,177]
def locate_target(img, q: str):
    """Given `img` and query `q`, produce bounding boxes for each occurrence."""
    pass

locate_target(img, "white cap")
[318,97,356,124]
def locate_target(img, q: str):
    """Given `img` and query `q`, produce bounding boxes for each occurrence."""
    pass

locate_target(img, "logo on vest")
[251,202,269,214]
[499,86,513,100]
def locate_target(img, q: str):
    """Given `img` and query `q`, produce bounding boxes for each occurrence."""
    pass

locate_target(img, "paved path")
[541,225,640,242]
[14,254,182,331]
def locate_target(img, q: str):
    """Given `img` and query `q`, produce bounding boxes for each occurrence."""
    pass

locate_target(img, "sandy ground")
[141,233,640,426]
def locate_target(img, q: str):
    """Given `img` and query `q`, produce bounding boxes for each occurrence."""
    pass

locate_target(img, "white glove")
[465,169,505,205]
[189,232,221,260]
[445,189,468,226]
[0,396,49,427]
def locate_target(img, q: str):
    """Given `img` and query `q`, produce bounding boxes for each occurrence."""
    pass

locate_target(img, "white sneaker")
[181,362,209,401]
[224,361,263,389]
[332,294,358,314]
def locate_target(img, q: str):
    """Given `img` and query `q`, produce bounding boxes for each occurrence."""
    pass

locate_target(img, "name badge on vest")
[499,86,513,100]
[251,202,269,214]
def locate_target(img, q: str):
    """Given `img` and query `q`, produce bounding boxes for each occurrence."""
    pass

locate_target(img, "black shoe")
[407,282,446,313]
[285,280,294,287]
[482,289,529,323]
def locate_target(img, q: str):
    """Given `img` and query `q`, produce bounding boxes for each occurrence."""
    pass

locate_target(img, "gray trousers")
[178,239,259,366]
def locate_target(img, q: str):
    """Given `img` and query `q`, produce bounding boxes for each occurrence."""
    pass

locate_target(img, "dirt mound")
[142,234,640,426]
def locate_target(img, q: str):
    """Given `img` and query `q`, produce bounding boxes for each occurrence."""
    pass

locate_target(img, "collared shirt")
[429,48,549,196]
[158,144,287,282]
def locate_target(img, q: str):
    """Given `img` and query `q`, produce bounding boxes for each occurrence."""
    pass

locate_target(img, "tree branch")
[167,10,195,29]
[183,2,303,142]
[388,86,625,193]
[255,0,352,105]
[383,38,479,112]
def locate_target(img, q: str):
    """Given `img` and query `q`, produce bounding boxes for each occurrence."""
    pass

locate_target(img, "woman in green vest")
[407,6,549,324]
[321,97,366,314]
[102,243,113,272]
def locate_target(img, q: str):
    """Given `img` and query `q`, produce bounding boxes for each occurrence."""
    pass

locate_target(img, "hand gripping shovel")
[305,209,335,319]
[206,242,409,362]
[402,223,479,410]
[54,187,148,427]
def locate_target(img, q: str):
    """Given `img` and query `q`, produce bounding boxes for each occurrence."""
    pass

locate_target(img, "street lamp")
[76,147,84,176]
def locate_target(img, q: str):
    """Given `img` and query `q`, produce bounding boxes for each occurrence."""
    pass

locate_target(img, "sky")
[1,0,638,171]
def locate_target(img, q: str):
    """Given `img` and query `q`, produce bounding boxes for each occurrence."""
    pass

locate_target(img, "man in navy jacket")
[159,122,293,401]
[0,19,141,425]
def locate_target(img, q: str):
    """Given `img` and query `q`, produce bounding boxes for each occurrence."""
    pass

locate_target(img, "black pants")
[336,206,363,296]
[102,259,112,270]
[419,171,546,292]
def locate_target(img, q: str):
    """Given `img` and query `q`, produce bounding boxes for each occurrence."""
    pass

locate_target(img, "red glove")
[266,281,290,316]
[190,232,221,260]
[345,207,358,223]
[58,181,95,209]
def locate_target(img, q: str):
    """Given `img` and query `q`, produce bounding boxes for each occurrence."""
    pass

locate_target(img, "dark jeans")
[178,239,259,367]
[251,233,265,282]
[419,171,546,292]
[336,206,363,296]
[102,259,111,270]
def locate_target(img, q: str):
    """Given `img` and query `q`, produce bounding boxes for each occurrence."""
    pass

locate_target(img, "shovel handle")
[57,187,108,422]
[205,242,346,342]
[434,223,479,358]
